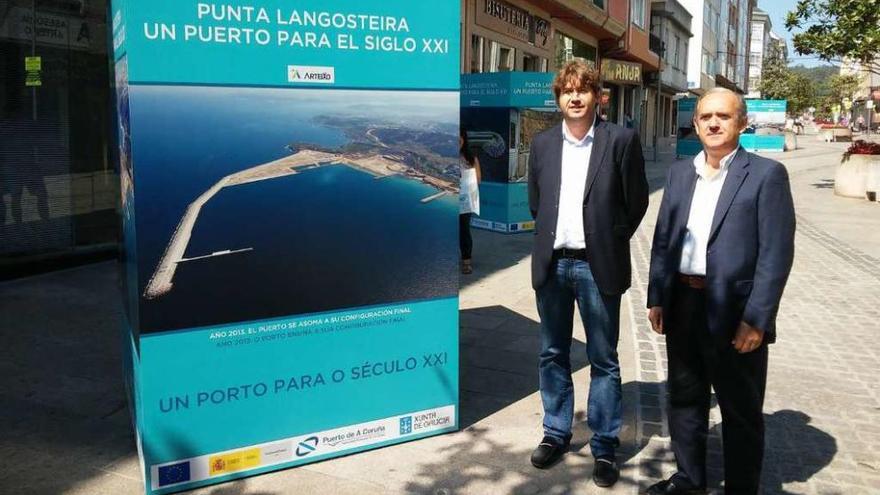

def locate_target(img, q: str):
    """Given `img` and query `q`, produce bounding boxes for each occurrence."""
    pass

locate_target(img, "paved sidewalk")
[1,137,879,494]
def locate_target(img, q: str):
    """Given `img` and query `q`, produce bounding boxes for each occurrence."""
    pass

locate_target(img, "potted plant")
[835,140,880,200]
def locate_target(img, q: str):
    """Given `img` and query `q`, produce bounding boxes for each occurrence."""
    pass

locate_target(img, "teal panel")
[462,72,556,108]
[118,1,459,89]
[740,134,785,152]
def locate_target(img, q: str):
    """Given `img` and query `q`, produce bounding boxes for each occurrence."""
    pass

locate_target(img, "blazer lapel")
[547,125,564,204]
[674,163,699,242]
[584,120,609,200]
[708,148,750,244]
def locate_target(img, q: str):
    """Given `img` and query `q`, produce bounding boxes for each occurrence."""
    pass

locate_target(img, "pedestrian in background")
[459,129,481,275]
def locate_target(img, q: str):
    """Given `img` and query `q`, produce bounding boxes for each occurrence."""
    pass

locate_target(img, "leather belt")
[554,248,587,260]
[677,273,707,289]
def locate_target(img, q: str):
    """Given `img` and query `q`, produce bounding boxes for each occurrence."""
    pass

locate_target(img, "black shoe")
[592,456,620,488]
[644,478,707,495]
[530,436,568,469]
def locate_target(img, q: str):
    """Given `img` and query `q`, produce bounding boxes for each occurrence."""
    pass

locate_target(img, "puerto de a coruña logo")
[400,416,413,435]
[295,436,319,457]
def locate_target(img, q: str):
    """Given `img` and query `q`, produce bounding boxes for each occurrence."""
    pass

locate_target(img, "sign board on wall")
[0,7,104,52]
[112,2,460,493]
[602,59,642,85]
[25,56,41,87]
[475,0,554,50]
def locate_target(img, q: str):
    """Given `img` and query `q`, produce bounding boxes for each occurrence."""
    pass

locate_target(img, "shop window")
[593,0,605,9]
[674,35,680,69]
[523,53,548,72]
[683,42,688,73]
[470,35,485,73]
[554,32,597,70]
[632,0,645,29]
[1,3,116,259]
[487,40,515,72]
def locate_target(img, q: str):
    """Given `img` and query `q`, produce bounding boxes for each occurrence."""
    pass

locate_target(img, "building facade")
[462,0,663,134]
[681,0,717,94]
[840,57,880,129]
[681,0,754,96]
[769,31,787,62]
[650,0,693,152]
[716,0,753,93]
[462,0,626,74]
[602,0,660,138]
[747,8,772,98]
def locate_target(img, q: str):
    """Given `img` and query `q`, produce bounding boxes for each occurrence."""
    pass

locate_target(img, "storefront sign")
[602,59,642,85]
[531,15,552,50]
[0,7,101,52]
[113,1,460,493]
[25,56,41,87]
[476,0,553,50]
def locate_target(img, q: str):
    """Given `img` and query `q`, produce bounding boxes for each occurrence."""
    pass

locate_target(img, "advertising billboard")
[460,72,558,233]
[111,2,460,493]
[676,98,787,155]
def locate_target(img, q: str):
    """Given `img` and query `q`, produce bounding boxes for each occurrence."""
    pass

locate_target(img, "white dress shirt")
[553,120,595,249]
[678,148,739,275]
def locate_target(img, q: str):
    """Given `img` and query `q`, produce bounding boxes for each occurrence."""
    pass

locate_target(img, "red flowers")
[845,140,880,156]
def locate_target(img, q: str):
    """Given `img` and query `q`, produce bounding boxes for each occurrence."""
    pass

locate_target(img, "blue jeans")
[536,257,622,458]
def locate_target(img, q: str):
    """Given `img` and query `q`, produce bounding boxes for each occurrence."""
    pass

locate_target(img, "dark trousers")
[459,213,473,260]
[666,283,768,495]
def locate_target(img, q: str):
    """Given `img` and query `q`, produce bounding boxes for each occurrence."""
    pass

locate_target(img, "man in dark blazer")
[527,59,648,488]
[645,88,795,495]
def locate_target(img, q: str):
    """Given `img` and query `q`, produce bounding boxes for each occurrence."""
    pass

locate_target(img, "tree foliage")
[787,73,817,114]
[758,43,817,114]
[827,73,861,102]
[785,0,880,75]
[758,43,791,99]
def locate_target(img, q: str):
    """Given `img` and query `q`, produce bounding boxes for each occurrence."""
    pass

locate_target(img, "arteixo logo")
[287,65,335,84]
[295,436,319,457]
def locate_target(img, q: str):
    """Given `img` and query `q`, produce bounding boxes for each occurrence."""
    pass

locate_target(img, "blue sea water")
[129,86,458,333]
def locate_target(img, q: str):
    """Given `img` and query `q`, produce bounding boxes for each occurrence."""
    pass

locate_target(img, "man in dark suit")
[645,88,795,495]
[527,59,648,488]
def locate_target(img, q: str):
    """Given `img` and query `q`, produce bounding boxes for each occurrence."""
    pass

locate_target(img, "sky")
[756,0,834,68]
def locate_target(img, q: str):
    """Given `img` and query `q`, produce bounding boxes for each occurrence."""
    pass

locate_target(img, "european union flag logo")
[157,461,191,487]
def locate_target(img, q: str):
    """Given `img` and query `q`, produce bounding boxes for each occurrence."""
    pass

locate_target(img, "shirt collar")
[562,117,596,146]
[693,147,739,179]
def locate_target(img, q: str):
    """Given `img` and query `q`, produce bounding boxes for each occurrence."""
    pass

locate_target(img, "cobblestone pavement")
[625,142,880,494]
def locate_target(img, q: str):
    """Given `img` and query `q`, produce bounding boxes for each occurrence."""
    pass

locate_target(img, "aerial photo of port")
[130,86,460,333]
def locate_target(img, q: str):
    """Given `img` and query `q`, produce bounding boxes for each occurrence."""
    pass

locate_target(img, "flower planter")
[835,153,880,198]
[784,130,797,151]
[819,128,852,142]
[867,162,880,202]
